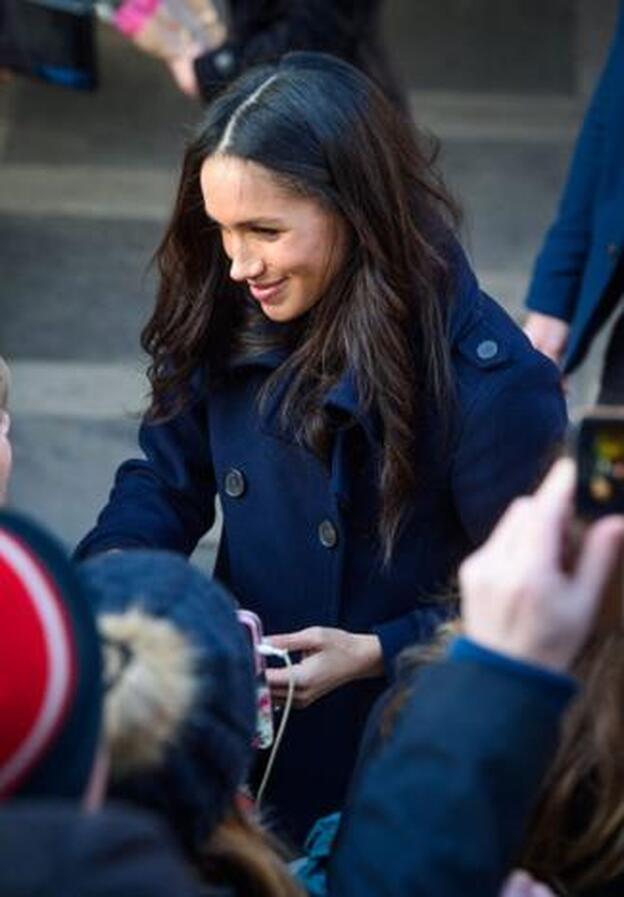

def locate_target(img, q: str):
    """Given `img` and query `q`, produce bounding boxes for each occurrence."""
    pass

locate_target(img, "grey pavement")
[0,3,617,555]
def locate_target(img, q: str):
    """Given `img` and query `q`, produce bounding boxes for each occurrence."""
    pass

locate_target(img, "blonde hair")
[0,357,10,412]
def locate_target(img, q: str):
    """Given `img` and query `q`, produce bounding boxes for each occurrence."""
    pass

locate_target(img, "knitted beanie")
[0,511,102,801]
[78,550,256,853]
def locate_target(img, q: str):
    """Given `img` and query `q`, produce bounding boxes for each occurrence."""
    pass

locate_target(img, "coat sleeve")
[372,347,567,667]
[525,5,624,322]
[193,0,377,99]
[74,387,216,559]
[326,651,576,897]
[450,350,567,545]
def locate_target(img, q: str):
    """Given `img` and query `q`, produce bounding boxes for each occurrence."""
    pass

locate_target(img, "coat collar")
[226,348,380,444]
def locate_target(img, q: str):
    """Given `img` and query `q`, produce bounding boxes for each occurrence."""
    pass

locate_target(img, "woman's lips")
[248,278,287,304]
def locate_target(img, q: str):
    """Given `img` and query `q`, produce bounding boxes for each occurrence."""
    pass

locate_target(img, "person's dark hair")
[143,51,460,560]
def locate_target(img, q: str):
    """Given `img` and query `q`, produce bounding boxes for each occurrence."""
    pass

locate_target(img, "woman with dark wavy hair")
[76,51,566,843]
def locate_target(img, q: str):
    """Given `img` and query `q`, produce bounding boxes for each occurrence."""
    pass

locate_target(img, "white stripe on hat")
[0,530,74,794]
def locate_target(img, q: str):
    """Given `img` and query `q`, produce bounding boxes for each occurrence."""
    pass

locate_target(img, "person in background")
[524,2,624,403]
[75,52,566,843]
[0,357,11,504]
[105,0,406,109]
[189,0,406,108]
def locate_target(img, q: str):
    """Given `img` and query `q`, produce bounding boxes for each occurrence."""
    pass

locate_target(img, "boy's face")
[0,411,11,505]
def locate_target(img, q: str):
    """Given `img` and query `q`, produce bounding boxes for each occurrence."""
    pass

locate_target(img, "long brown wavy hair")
[394,626,624,895]
[142,51,459,560]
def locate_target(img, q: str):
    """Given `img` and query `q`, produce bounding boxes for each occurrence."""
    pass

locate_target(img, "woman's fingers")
[268,626,326,653]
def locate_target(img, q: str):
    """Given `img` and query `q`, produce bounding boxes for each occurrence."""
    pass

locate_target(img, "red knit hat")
[0,511,102,801]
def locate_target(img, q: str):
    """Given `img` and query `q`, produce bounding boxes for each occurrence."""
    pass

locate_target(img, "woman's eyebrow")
[203,206,283,228]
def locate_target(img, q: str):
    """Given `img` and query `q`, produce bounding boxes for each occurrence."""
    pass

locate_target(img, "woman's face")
[200,155,347,323]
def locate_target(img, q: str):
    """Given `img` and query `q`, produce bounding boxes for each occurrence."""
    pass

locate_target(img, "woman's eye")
[252,226,280,238]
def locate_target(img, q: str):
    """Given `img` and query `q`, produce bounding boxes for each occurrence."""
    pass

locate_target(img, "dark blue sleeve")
[193,0,379,97]
[451,350,567,545]
[373,343,566,668]
[74,390,216,559]
[525,5,624,321]
[327,654,577,897]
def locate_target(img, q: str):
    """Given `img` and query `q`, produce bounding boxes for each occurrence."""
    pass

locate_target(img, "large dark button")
[318,519,338,549]
[607,242,620,259]
[476,339,499,361]
[224,468,246,498]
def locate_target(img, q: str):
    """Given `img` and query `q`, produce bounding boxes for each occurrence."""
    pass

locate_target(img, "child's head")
[0,510,104,805]
[0,358,11,504]
[78,550,257,857]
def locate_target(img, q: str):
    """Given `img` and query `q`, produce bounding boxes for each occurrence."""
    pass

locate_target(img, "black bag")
[0,0,98,90]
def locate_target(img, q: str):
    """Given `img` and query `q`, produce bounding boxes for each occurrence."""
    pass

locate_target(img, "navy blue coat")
[76,248,566,841]
[327,644,577,897]
[526,2,624,373]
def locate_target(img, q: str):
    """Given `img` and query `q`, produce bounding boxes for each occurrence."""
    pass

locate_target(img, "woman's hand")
[524,312,570,366]
[266,627,384,709]
[499,870,557,897]
[460,458,624,672]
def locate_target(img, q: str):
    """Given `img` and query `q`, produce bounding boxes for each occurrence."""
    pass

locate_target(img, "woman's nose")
[229,247,264,282]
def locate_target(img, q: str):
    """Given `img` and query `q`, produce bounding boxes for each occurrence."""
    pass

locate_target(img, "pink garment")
[113,0,161,37]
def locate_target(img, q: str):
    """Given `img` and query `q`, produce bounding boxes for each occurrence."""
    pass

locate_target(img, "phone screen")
[576,413,624,519]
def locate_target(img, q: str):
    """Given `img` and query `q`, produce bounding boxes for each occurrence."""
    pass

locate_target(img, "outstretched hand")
[266,627,383,709]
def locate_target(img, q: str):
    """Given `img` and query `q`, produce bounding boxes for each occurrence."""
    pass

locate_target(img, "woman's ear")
[0,411,10,438]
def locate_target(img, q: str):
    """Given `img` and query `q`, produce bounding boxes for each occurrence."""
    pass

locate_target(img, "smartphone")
[574,408,624,631]
[575,408,624,521]
[237,609,274,750]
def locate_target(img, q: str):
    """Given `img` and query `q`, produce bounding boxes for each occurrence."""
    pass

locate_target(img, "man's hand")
[460,458,624,672]
[266,627,384,709]
[524,312,570,367]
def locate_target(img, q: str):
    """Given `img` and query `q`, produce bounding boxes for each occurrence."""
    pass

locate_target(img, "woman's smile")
[200,156,347,322]
[247,277,288,305]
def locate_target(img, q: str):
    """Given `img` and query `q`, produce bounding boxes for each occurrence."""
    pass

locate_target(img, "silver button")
[224,468,246,498]
[476,340,499,361]
[318,519,338,549]
[214,48,235,75]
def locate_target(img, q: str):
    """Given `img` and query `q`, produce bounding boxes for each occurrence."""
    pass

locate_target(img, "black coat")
[193,0,405,106]
[0,802,204,897]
